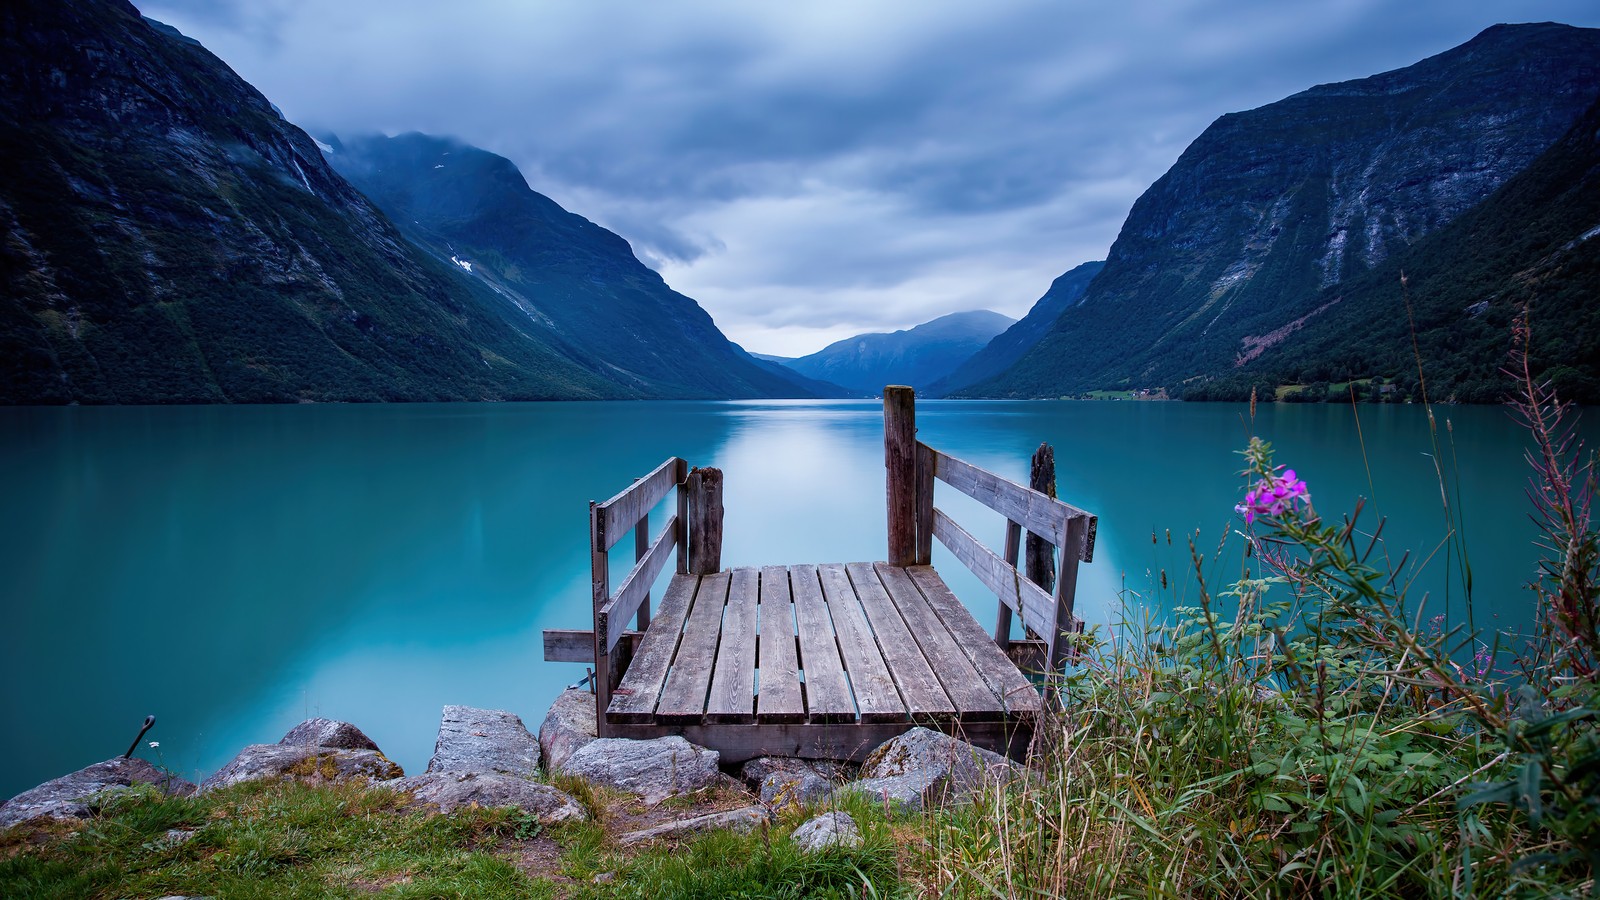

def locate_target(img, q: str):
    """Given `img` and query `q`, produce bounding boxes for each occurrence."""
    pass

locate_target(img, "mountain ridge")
[767,310,1015,395]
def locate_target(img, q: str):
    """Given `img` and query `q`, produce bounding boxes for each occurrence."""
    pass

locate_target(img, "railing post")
[1027,443,1058,594]
[914,442,934,565]
[1049,515,1088,672]
[674,458,690,575]
[687,466,724,575]
[590,500,616,738]
[634,510,651,631]
[883,385,917,567]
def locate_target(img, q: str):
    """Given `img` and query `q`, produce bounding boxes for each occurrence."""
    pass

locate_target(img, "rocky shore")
[1,689,1019,852]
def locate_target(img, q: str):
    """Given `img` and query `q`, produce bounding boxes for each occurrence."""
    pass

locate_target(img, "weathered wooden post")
[590,500,617,737]
[883,386,918,567]
[686,466,724,575]
[1026,443,1058,593]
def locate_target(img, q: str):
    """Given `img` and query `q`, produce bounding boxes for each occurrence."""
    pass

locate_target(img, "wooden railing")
[884,386,1096,672]
[548,457,725,736]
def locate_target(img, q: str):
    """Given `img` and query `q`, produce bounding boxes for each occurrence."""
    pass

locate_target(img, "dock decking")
[544,388,1096,762]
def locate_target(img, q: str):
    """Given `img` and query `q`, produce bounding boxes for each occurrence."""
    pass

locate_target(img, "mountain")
[326,133,826,400]
[966,23,1600,399]
[770,310,1015,395]
[927,261,1103,396]
[1185,91,1600,405]
[0,0,626,403]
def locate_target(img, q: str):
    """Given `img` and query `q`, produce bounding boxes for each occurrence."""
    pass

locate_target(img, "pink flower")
[1236,467,1311,524]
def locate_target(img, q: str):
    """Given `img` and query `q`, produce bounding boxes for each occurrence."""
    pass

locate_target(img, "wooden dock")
[544,387,1096,762]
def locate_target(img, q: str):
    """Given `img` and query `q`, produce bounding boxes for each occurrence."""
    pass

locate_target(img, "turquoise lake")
[1,399,1589,799]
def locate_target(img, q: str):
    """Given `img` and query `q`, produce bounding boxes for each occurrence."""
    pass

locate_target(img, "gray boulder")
[198,745,402,793]
[384,771,586,823]
[279,717,380,751]
[791,811,863,852]
[0,757,196,828]
[561,736,720,805]
[618,805,770,844]
[538,689,597,773]
[761,770,833,811]
[426,706,540,777]
[845,727,1013,812]
[740,756,849,789]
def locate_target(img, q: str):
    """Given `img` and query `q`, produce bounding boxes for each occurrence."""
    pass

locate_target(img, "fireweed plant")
[923,349,1598,896]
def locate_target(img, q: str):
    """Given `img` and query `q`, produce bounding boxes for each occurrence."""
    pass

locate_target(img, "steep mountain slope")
[770,310,1015,394]
[0,0,624,403]
[1187,93,1600,404]
[968,23,1600,398]
[927,261,1103,396]
[327,133,825,400]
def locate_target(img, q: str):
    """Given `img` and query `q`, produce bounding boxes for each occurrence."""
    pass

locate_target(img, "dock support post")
[1027,443,1058,593]
[687,467,724,575]
[883,386,918,567]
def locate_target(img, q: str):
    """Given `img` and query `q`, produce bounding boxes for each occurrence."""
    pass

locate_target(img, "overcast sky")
[140,0,1600,356]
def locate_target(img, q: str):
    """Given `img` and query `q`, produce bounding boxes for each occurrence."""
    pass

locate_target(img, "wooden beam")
[605,720,1034,764]
[598,514,679,653]
[608,574,699,723]
[674,458,689,575]
[996,519,1020,646]
[590,500,615,737]
[883,386,918,567]
[596,457,680,551]
[930,448,1096,562]
[1049,514,1089,671]
[543,629,643,663]
[686,467,724,575]
[635,510,652,631]
[931,507,1056,640]
[1026,443,1058,591]
[914,441,935,566]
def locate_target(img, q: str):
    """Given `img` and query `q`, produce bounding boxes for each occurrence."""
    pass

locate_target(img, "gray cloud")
[140,0,1600,355]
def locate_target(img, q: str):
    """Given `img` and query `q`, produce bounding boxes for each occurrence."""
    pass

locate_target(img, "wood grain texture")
[686,467,724,575]
[906,565,1042,718]
[845,562,955,723]
[790,564,854,723]
[1026,443,1058,592]
[883,386,918,567]
[756,566,805,723]
[873,563,1002,721]
[914,441,935,565]
[597,457,680,551]
[543,628,642,663]
[706,567,760,723]
[598,514,678,652]
[932,507,1056,639]
[656,570,730,722]
[818,563,905,722]
[606,720,1033,764]
[608,574,699,722]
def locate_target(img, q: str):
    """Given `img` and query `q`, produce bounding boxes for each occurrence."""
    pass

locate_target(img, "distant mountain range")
[763,310,1015,395]
[325,133,829,400]
[963,23,1600,403]
[0,0,823,403]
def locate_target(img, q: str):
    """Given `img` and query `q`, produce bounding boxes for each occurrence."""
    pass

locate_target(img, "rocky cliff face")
[328,133,828,400]
[970,23,1600,398]
[0,0,634,403]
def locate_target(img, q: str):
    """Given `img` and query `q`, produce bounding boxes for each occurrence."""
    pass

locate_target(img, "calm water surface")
[1,399,1587,798]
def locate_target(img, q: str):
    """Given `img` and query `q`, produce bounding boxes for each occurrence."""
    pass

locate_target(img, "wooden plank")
[598,514,678,653]
[655,570,731,722]
[686,467,724,575]
[873,563,1004,722]
[590,500,615,737]
[635,510,651,631]
[996,519,1020,645]
[789,564,854,724]
[906,565,1042,718]
[846,563,957,723]
[1026,443,1058,591]
[597,457,680,551]
[932,507,1057,644]
[609,574,699,722]
[543,629,642,663]
[931,449,1096,561]
[1049,514,1090,671]
[818,564,906,723]
[607,720,1034,764]
[756,565,805,723]
[915,441,935,565]
[706,567,759,723]
[884,387,918,566]
[674,458,689,575]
